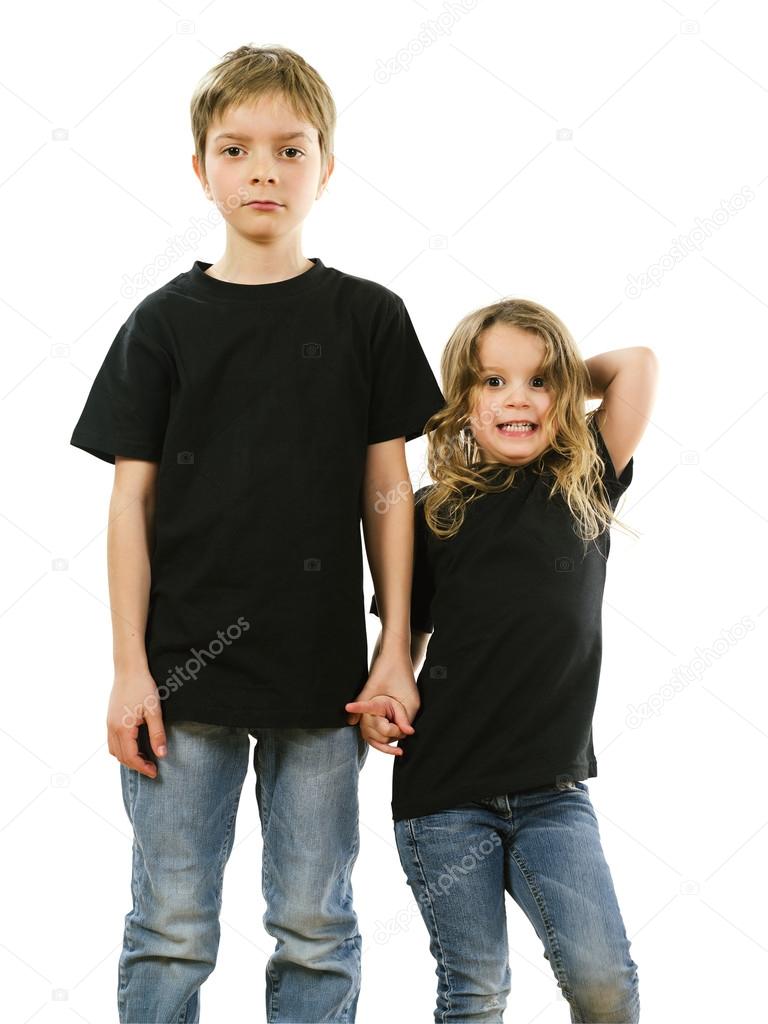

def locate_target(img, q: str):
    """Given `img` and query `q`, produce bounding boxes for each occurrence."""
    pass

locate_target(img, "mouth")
[245,200,283,209]
[496,421,538,436]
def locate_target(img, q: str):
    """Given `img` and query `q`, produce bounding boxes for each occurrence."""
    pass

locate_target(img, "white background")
[2,1,766,1021]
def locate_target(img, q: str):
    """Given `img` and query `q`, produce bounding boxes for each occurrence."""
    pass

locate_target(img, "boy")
[70,44,444,1023]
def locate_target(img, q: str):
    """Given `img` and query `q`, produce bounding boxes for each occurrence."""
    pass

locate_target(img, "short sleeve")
[590,417,634,506]
[70,305,174,465]
[367,294,445,445]
[369,488,435,633]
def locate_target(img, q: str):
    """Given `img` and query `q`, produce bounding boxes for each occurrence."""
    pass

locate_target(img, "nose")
[488,387,529,423]
[248,149,278,183]
[502,385,529,407]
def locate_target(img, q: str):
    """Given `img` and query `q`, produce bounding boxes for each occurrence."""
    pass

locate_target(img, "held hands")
[344,695,415,756]
[345,646,420,756]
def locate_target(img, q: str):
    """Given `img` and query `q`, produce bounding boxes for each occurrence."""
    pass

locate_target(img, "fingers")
[367,738,404,756]
[108,719,159,779]
[389,703,416,735]
[346,698,414,725]
[346,697,416,757]
[345,700,375,715]
[144,706,168,760]
[365,715,404,741]
[123,730,158,777]
[358,713,407,755]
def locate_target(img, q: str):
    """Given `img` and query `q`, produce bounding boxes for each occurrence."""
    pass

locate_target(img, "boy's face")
[193,93,333,243]
[469,323,555,467]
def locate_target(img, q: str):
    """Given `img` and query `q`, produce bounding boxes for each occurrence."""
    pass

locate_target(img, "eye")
[222,146,244,157]
[281,147,304,159]
[484,375,547,388]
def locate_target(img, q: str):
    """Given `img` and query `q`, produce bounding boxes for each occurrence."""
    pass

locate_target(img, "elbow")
[637,346,659,367]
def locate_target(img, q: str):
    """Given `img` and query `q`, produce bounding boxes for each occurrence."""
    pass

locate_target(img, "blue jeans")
[118,721,368,1023]
[394,782,640,1023]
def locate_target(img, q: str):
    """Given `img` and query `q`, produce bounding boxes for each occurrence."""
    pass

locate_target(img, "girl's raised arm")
[585,347,659,477]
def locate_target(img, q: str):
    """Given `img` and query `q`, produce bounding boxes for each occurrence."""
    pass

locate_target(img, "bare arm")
[105,457,168,777]
[108,458,158,673]
[371,628,430,675]
[583,346,648,399]
[585,346,659,477]
[359,437,413,660]
[345,435,421,752]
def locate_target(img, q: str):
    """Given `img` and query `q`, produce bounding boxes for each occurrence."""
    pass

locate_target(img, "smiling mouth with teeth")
[496,422,538,435]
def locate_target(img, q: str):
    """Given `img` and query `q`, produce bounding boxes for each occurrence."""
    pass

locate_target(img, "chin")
[481,440,550,467]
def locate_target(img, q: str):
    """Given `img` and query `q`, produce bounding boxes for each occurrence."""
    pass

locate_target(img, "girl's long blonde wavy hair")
[422,298,638,554]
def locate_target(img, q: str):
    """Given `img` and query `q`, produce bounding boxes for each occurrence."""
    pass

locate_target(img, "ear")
[192,153,210,196]
[317,152,335,197]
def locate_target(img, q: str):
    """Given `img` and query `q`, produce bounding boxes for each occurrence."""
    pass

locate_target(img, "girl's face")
[469,323,555,467]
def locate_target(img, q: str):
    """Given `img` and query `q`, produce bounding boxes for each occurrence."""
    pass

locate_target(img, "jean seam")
[508,844,575,1003]
[337,731,365,1021]
[117,767,138,1019]
[213,781,242,908]
[403,818,455,1023]
[339,821,362,1022]
[261,783,281,1022]
[323,732,365,1023]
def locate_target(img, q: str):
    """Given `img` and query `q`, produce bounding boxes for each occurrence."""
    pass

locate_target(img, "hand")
[346,646,421,725]
[107,669,168,778]
[344,694,415,756]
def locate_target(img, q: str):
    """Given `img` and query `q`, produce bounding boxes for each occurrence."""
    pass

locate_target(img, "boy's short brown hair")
[190,44,336,180]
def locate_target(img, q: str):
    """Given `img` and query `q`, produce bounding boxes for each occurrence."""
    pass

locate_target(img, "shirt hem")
[391,760,597,821]
[70,431,163,464]
[367,410,442,446]
[161,705,356,730]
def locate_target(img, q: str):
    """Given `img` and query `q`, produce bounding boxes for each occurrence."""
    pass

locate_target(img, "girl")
[346,298,657,1022]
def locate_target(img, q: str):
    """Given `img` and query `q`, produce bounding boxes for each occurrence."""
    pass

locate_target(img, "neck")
[206,232,312,285]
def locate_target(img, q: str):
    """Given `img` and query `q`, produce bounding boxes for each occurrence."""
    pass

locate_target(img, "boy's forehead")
[210,98,317,142]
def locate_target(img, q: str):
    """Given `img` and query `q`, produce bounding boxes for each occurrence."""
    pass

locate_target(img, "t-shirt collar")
[190,258,326,302]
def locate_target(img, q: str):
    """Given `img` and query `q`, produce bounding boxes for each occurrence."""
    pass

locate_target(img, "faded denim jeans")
[394,782,640,1022]
[118,720,368,1023]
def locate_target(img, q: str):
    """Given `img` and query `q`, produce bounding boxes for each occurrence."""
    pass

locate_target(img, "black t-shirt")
[370,420,633,820]
[71,258,445,729]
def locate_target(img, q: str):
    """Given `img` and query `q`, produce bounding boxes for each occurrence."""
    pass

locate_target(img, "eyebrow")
[482,364,543,373]
[213,130,313,143]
